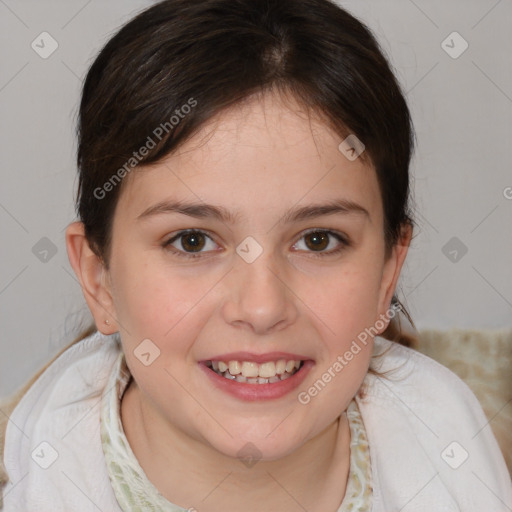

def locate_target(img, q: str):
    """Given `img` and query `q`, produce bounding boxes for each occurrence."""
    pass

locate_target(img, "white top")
[2,330,511,511]
[99,350,372,511]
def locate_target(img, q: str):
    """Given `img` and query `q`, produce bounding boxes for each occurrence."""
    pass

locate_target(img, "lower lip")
[198,360,315,401]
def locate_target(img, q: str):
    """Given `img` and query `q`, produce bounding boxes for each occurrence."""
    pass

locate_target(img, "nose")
[221,248,299,336]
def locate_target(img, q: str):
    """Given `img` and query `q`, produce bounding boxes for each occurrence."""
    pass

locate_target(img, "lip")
[198,359,315,401]
[200,351,311,364]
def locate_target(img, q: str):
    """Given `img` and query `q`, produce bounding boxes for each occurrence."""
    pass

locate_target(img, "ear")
[376,223,413,330]
[65,221,118,334]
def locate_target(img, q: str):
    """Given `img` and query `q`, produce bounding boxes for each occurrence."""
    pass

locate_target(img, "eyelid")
[163,228,350,259]
[163,229,220,259]
[297,227,349,245]
[292,228,349,258]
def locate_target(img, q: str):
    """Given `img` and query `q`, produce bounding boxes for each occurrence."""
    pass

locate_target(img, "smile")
[205,359,304,384]
[199,352,314,401]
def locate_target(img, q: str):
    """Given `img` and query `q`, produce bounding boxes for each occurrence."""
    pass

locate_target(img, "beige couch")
[415,328,512,476]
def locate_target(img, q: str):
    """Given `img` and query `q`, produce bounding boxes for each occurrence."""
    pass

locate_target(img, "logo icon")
[441,236,468,263]
[32,237,58,263]
[441,32,469,59]
[31,32,59,59]
[441,441,469,469]
[237,442,263,468]
[236,236,263,264]
[31,441,59,469]
[338,134,365,161]
[134,338,161,366]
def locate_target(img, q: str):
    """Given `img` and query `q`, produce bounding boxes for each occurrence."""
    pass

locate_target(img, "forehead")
[116,91,382,224]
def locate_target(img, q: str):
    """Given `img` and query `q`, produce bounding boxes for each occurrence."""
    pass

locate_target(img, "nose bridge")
[222,239,297,334]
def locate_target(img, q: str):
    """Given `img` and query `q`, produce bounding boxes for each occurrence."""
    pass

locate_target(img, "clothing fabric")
[100,350,373,511]
[1,330,511,511]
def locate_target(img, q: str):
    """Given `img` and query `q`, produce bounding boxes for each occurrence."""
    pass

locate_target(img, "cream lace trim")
[100,351,372,511]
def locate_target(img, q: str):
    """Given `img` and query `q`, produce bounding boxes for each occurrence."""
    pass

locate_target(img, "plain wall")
[1,0,511,397]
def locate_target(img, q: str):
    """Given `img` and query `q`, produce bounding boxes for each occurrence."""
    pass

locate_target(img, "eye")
[292,229,349,257]
[163,230,219,259]
[163,228,349,260]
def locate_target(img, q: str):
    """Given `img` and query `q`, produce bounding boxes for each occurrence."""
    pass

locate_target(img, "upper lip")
[200,351,312,364]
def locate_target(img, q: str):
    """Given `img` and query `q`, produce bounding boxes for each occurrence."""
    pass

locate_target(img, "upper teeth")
[209,359,301,378]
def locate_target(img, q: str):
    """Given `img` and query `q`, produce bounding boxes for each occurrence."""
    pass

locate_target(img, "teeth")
[206,358,304,384]
[258,362,276,378]
[228,361,241,375]
[241,362,259,378]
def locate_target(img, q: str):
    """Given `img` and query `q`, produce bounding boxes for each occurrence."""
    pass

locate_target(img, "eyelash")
[162,228,350,260]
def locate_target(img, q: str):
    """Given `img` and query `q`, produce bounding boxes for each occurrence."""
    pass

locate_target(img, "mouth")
[198,352,314,401]
[204,358,305,384]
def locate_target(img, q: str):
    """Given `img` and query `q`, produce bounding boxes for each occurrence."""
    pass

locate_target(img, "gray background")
[1,0,511,397]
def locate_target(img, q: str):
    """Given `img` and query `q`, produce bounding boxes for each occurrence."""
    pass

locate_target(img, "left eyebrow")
[136,198,370,224]
[281,199,370,224]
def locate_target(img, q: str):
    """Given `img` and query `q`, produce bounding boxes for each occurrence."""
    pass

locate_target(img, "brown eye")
[164,230,219,258]
[180,231,206,252]
[304,231,329,251]
[293,229,349,257]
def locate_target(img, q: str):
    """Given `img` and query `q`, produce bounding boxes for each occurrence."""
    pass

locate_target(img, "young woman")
[1,0,511,510]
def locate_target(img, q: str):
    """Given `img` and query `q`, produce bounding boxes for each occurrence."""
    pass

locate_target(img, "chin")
[205,425,307,464]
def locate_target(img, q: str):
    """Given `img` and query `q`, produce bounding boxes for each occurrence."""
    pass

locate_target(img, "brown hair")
[43,0,421,396]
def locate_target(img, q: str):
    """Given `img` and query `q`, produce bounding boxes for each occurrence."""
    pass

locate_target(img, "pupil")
[307,232,328,251]
[183,232,204,252]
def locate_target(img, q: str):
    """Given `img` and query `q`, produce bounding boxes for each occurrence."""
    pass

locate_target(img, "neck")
[121,379,351,512]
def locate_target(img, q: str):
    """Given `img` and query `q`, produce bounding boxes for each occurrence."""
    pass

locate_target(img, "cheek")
[307,262,383,341]
[110,252,214,340]
[309,270,377,408]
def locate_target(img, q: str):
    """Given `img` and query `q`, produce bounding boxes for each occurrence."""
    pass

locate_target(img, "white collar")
[3,331,511,511]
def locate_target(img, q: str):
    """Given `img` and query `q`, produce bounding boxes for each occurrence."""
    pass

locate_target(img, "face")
[93,91,407,461]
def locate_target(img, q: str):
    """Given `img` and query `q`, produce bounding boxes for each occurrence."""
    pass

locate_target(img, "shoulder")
[362,334,511,466]
[366,335,485,408]
[0,330,121,506]
[357,336,512,511]
[365,336,502,431]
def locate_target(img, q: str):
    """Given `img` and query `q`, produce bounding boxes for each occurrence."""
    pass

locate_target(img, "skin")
[66,90,412,512]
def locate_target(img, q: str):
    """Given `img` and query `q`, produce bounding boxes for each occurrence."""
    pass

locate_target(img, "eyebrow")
[136,198,370,224]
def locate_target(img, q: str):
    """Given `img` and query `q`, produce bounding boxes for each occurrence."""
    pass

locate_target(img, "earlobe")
[65,221,118,334]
